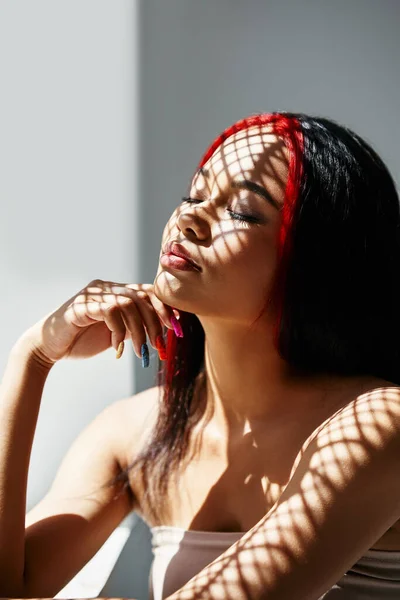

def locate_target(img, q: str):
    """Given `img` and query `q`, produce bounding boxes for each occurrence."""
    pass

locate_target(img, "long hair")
[109,112,400,523]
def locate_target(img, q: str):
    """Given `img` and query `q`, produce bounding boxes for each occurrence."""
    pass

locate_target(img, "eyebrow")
[196,167,281,211]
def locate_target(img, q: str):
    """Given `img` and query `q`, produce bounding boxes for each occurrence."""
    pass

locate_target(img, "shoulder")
[327,377,400,435]
[290,377,400,481]
[316,375,400,436]
[231,381,400,600]
[107,384,161,471]
[327,379,400,444]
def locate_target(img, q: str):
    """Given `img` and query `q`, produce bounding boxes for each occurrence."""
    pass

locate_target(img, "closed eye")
[180,196,261,226]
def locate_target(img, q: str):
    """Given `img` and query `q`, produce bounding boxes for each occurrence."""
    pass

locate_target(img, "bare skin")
[128,374,400,551]
[3,123,398,598]
[132,124,400,550]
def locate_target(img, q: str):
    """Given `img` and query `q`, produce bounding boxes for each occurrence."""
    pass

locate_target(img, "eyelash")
[180,197,260,226]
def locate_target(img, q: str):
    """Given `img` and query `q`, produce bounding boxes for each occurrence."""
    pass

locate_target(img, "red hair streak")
[165,113,304,380]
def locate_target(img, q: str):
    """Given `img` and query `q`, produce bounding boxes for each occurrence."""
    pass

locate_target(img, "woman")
[1,112,400,600]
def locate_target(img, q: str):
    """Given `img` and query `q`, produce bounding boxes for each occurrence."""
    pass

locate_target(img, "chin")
[153,273,184,304]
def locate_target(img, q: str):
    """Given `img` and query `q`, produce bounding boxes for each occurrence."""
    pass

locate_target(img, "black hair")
[106,112,400,524]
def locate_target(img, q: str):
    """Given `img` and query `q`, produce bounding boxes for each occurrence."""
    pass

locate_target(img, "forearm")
[165,538,258,600]
[165,520,285,600]
[0,331,53,592]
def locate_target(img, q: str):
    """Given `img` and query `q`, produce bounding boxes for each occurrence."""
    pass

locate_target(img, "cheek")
[161,216,176,246]
[229,234,276,276]
[245,240,278,297]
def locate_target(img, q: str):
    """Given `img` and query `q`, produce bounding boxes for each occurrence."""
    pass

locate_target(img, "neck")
[195,314,339,439]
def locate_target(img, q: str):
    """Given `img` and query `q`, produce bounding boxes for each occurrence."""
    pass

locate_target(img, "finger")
[119,284,176,331]
[144,290,178,331]
[82,283,177,330]
[67,300,127,353]
[88,290,167,359]
[102,304,129,353]
[83,288,174,336]
[127,291,166,351]
[74,293,148,358]
[113,296,149,359]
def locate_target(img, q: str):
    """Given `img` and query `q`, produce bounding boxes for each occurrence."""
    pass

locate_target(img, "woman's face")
[154,126,289,325]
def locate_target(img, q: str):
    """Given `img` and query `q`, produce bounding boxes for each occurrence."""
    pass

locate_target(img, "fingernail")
[141,342,149,368]
[171,315,184,338]
[116,341,124,359]
[156,335,167,360]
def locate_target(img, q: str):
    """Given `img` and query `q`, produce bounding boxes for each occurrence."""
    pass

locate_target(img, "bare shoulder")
[22,385,162,596]
[357,376,400,398]
[335,377,400,435]
[289,376,400,482]
[322,375,400,426]
[340,376,400,417]
[291,376,400,487]
[110,384,161,471]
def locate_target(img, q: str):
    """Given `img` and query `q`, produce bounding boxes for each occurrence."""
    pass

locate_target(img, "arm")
[166,386,400,600]
[23,398,135,598]
[0,333,53,592]
[0,332,136,598]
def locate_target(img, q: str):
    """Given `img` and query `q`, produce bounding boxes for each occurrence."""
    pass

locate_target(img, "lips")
[162,241,201,271]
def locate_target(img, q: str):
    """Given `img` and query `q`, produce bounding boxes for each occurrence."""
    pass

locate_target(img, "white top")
[149,525,400,599]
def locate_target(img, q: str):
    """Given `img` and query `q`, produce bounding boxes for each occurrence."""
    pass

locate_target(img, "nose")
[176,202,211,241]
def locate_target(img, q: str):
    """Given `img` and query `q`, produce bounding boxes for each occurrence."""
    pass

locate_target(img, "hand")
[22,280,176,367]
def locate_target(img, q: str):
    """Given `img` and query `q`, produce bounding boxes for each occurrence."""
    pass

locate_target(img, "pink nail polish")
[171,315,184,337]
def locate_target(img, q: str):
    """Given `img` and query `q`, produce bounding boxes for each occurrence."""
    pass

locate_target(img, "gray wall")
[136,1,400,589]
[0,0,138,509]
[0,1,151,598]
[137,0,400,313]
[136,0,400,400]
[1,1,399,598]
